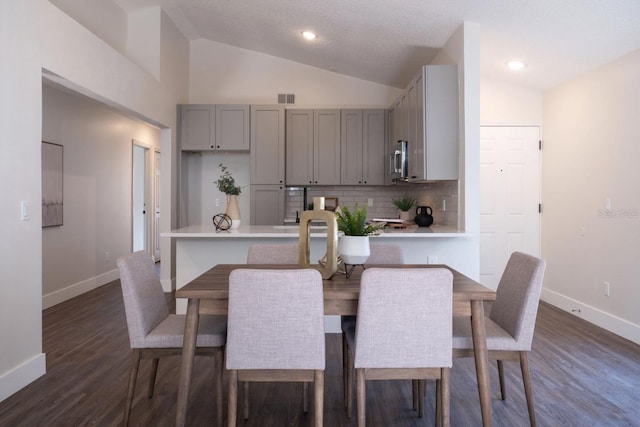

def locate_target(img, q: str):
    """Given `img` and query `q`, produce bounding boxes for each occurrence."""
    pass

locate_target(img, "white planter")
[339,236,370,265]
[399,210,412,221]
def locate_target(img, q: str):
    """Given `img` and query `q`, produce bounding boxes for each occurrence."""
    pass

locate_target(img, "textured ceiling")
[115,0,640,90]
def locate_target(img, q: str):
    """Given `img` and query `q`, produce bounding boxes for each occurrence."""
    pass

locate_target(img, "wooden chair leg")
[347,348,353,419]
[418,380,426,418]
[147,358,159,398]
[243,382,249,420]
[497,360,506,400]
[215,350,224,427]
[314,370,324,427]
[124,349,141,427]
[436,378,441,427]
[519,352,537,427]
[342,331,348,407]
[412,379,419,410]
[228,370,238,427]
[356,369,366,427]
[441,368,450,427]
[303,382,309,413]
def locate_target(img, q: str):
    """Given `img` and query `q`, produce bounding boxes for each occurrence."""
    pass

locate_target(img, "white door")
[480,126,541,290]
[132,142,149,252]
[153,150,161,261]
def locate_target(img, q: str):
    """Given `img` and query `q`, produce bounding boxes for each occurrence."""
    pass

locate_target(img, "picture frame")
[42,141,63,227]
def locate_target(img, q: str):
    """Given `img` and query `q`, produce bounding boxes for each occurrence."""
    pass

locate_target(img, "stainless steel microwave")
[390,140,409,182]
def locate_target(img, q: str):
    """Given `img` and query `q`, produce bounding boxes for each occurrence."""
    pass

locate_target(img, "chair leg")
[346,347,353,419]
[147,358,159,398]
[303,382,309,413]
[441,368,450,427]
[342,331,348,407]
[215,349,224,427]
[418,380,426,418]
[124,349,141,427]
[228,370,238,427]
[412,379,419,410]
[519,352,537,427]
[356,369,366,427]
[435,379,441,426]
[243,382,249,420]
[314,370,324,427]
[497,360,506,400]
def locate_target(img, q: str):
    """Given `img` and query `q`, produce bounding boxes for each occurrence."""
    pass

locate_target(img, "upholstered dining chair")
[344,268,453,426]
[246,243,298,264]
[226,268,326,426]
[341,243,404,407]
[117,251,227,427]
[452,251,546,427]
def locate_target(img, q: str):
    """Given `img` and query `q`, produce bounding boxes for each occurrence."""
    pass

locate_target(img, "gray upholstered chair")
[246,243,298,264]
[344,268,453,426]
[226,269,326,426]
[341,243,404,407]
[453,251,546,427]
[117,251,227,427]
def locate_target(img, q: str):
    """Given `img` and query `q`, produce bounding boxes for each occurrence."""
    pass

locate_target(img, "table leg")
[176,298,200,427]
[470,300,492,427]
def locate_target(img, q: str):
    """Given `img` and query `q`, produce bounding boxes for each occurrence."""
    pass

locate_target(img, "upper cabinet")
[390,65,459,181]
[250,105,285,184]
[286,109,341,186]
[341,109,386,185]
[179,104,249,151]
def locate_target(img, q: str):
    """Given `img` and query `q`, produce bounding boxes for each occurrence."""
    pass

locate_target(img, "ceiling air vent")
[277,93,296,104]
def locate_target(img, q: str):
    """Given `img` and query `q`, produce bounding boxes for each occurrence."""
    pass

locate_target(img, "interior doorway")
[479,126,541,290]
[132,141,149,253]
[153,149,161,262]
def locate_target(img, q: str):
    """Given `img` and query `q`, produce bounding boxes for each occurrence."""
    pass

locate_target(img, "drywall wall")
[189,39,403,106]
[41,84,160,307]
[543,48,640,343]
[0,0,189,401]
[480,77,543,125]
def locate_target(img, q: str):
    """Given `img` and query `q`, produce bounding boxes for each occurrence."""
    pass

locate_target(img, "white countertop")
[162,224,471,238]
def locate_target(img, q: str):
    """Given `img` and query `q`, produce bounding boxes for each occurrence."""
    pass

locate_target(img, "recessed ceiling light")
[507,60,525,71]
[302,31,317,41]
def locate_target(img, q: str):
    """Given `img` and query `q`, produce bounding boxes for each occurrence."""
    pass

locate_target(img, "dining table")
[175,263,496,427]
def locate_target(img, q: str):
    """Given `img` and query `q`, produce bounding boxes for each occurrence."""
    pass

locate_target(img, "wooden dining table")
[175,264,496,427]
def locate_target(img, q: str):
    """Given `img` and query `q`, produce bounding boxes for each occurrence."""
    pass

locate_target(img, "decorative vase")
[339,235,370,265]
[399,210,412,221]
[225,194,241,229]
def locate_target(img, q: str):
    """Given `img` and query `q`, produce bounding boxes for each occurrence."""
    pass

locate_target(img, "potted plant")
[392,194,417,221]
[335,204,383,265]
[214,163,242,228]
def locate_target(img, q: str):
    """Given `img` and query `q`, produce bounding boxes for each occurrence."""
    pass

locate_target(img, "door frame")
[132,140,151,254]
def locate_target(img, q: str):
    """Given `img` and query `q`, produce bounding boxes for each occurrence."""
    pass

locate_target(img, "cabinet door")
[362,109,386,185]
[407,74,421,179]
[215,105,250,150]
[314,109,341,185]
[250,184,285,225]
[286,109,314,185]
[251,105,284,184]
[180,105,215,151]
[340,109,364,185]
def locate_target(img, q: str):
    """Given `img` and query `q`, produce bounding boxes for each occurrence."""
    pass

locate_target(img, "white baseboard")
[0,353,46,402]
[541,288,640,345]
[42,269,120,309]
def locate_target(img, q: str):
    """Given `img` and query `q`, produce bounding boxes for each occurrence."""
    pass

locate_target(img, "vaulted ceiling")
[114,0,640,90]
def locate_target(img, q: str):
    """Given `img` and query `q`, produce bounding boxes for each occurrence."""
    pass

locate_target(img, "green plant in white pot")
[335,205,383,265]
[392,194,417,221]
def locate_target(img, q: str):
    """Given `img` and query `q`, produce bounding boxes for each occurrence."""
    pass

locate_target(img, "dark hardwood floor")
[1,279,639,426]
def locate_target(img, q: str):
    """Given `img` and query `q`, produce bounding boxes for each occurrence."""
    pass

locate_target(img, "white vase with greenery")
[215,163,242,229]
[335,205,383,265]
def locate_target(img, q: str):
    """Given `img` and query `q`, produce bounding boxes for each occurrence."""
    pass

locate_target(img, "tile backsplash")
[285,180,458,227]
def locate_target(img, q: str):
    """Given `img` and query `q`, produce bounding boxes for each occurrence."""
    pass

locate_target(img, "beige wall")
[542,48,640,342]
[41,84,160,307]
[480,77,543,125]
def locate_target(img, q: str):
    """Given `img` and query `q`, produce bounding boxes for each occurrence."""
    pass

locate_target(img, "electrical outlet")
[603,281,610,297]
[427,256,439,264]
[215,198,220,207]
[442,199,447,211]
[105,251,110,262]
[367,198,373,207]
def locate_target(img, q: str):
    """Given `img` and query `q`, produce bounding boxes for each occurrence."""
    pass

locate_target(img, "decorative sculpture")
[298,204,339,279]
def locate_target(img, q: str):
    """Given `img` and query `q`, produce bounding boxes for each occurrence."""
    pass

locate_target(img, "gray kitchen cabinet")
[250,105,285,225]
[250,184,286,226]
[389,65,458,181]
[286,109,341,185]
[180,104,215,150]
[250,105,285,184]
[215,105,250,150]
[341,109,386,185]
[179,104,249,151]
